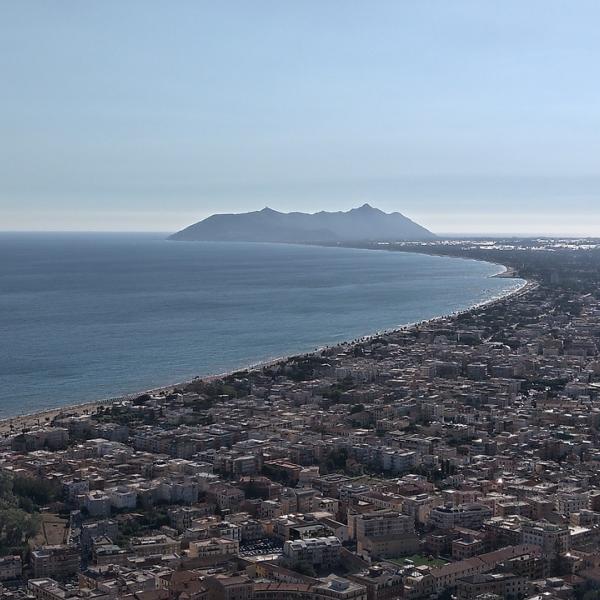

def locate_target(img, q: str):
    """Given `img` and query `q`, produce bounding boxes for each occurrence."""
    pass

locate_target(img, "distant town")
[2,238,600,600]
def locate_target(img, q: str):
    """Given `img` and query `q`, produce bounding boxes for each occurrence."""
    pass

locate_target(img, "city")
[2,240,600,600]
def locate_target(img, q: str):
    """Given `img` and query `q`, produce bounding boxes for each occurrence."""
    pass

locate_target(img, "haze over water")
[0,234,524,418]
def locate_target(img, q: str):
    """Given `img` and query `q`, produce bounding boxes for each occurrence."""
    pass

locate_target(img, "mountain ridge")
[170,204,436,243]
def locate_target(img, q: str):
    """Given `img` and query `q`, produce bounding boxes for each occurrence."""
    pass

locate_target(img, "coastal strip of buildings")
[1,242,600,600]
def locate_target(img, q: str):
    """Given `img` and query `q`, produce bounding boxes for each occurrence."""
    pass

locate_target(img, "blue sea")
[0,234,524,417]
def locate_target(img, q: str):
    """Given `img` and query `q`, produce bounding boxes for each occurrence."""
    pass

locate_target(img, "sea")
[0,233,525,418]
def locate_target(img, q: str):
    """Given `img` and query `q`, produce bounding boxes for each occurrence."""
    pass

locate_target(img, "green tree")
[0,473,41,555]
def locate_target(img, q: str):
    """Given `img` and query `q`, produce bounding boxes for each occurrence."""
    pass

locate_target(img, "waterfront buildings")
[2,242,600,599]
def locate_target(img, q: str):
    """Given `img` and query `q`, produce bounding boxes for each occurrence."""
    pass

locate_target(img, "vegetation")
[93,403,160,426]
[12,476,61,512]
[183,377,250,401]
[241,480,267,500]
[115,508,171,546]
[286,358,320,382]
[323,448,349,474]
[294,561,317,577]
[321,377,355,405]
[0,473,46,555]
[575,581,600,600]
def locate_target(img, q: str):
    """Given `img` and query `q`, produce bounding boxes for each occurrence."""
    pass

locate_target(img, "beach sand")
[0,401,104,436]
[0,271,534,436]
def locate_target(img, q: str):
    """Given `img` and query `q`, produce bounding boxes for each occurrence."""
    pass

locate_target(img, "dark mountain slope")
[170,204,436,243]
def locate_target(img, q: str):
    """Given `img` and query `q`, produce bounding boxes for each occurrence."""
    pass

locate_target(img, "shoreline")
[0,255,533,435]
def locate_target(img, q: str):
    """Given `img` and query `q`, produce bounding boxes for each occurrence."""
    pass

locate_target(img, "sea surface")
[0,233,524,417]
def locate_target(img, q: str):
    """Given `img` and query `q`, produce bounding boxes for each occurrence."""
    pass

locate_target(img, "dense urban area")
[2,239,600,600]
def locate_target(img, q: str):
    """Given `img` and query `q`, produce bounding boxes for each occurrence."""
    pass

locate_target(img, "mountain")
[170,204,436,243]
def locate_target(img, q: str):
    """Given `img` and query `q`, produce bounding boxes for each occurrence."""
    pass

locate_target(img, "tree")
[13,475,60,507]
[0,509,40,549]
[324,448,349,473]
[0,473,41,555]
[294,562,316,577]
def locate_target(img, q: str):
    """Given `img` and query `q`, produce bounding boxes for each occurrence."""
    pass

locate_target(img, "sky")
[1,1,599,235]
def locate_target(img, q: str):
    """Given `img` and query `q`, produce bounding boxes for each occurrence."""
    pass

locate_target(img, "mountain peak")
[170,205,436,243]
[354,203,382,213]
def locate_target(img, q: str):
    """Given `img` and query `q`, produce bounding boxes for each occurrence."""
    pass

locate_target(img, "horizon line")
[1,230,599,240]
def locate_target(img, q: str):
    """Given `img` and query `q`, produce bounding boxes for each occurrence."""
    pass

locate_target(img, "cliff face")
[170,204,436,243]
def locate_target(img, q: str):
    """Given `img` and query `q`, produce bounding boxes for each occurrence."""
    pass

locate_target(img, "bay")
[0,233,524,417]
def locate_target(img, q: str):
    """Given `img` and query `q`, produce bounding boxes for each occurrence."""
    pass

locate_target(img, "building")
[313,576,368,600]
[355,511,419,559]
[452,535,486,560]
[555,491,589,517]
[81,491,112,518]
[80,520,119,558]
[456,572,530,600]
[156,570,208,599]
[429,504,493,530]
[129,534,179,557]
[430,545,540,593]
[348,565,404,600]
[107,486,138,510]
[0,555,22,581]
[31,545,79,579]
[27,578,74,600]
[521,522,570,556]
[283,536,342,571]
[188,538,239,561]
[203,574,253,600]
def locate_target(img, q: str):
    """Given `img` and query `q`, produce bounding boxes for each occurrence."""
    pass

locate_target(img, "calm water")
[0,234,524,417]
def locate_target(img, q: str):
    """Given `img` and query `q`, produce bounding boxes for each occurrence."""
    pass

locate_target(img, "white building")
[107,486,137,510]
[556,491,589,517]
[522,522,570,556]
[429,503,492,530]
[283,536,342,570]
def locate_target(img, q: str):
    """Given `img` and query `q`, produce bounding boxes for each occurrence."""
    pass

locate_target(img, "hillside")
[170,204,436,243]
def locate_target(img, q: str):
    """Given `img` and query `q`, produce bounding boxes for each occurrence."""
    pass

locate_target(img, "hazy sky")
[1,1,599,235]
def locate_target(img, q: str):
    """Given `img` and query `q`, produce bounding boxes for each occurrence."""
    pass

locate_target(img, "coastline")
[0,254,533,435]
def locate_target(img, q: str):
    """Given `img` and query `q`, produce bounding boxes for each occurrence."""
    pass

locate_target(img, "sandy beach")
[0,400,104,436]
[0,264,533,437]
